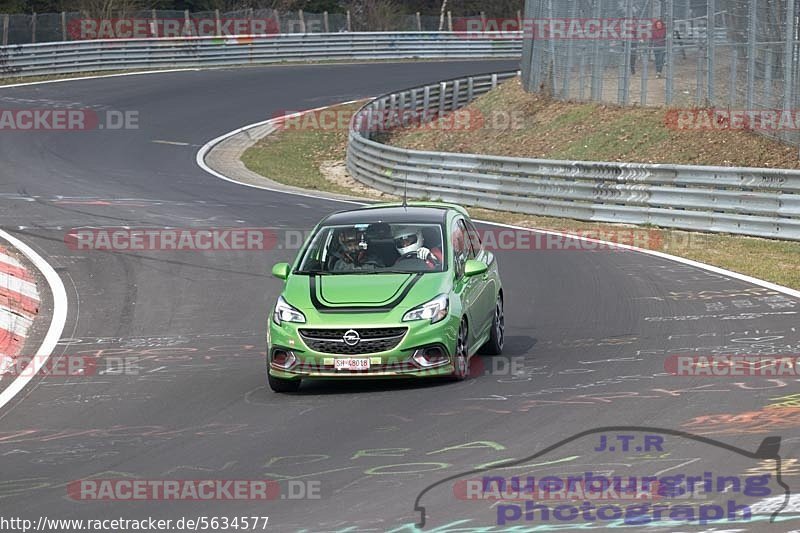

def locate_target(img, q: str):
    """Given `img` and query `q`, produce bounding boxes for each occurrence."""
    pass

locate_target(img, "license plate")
[334,358,370,371]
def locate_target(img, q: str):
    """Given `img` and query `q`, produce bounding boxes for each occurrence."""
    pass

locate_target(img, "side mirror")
[464,259,488,277]
[272,262,291,280]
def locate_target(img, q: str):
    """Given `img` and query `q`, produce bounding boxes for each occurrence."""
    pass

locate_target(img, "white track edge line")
[196,101,367,205]
[0,229,68,410]
[197,105,800,301]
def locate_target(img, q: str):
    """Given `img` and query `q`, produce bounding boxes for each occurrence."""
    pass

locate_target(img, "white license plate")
[334,358,370,371]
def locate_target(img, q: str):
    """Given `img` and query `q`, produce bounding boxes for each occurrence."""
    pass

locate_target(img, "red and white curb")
[0,229,67,410]
[0,244,39,374]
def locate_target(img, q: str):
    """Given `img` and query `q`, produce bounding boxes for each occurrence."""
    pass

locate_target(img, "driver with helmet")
[332,227,384,272]
[392,226,442,269]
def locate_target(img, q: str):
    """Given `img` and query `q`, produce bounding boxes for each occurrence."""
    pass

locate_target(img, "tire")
[452,319,469,381]
[480,295,504,356]
[268,370,301,393]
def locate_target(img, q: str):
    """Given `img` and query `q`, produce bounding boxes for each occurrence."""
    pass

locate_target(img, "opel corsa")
[267,203,504,392]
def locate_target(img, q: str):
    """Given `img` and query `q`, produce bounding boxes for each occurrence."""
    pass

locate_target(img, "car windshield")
[296,222,446,274]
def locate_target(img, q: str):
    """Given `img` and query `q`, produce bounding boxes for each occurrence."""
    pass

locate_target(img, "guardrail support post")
[467,77,474,102]
[2,14,8,46]
[491,73,498,89]
[323,11,329,33]
[452,80,461,110]
[31,13,36,44]
[215,9,221,37]
[61,12,67,41]
[410,88,418,114]
[438,81,447,118]
[423,86,431,121]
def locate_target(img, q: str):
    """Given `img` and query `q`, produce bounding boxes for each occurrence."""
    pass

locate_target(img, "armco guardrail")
[346,71,800,241]
[0,32,522,78]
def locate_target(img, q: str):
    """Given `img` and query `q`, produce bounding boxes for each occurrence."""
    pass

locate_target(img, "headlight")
[403,294,448,324]
[272,296,306,325]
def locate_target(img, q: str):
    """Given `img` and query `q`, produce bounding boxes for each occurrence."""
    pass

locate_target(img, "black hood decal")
[309,274,422,313]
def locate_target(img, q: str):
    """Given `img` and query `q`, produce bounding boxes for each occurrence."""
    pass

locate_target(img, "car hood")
[285,272,449,311]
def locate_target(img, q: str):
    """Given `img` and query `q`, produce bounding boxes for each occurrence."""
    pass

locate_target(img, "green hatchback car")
[266,202,504,392]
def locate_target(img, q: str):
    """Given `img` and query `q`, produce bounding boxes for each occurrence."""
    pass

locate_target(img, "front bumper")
[267,313,459,379]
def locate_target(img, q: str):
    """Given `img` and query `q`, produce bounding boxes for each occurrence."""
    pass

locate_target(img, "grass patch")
[240,101,800,290]
[241,102,372,197]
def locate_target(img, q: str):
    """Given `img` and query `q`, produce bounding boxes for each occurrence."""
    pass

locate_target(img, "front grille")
[298,327,407,355]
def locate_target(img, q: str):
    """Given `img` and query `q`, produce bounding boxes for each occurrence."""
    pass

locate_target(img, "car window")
[464,218,482,257]
[451,219,469,276]
[457,219,476,259]
[296,223,446,274]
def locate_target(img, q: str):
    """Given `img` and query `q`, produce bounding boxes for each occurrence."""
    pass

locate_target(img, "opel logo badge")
[343,329,361,346]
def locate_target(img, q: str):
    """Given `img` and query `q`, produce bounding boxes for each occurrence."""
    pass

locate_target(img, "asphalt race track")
[0,60,799,532]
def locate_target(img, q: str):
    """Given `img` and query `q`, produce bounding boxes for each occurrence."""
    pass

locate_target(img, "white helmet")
[393,226,424,256]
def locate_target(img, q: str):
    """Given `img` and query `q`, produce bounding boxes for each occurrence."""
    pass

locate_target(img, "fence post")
[151,9,157,37]
[620,0,633,104]
[31,13,37,44]
[346,10,351,32]
[746,0,756,110]
[416,12,421,31]
[215,9,221,36]
[729,48,737,109]
[765,50,774,106]
[707,0,715,104]
[591,0,602,100]
[61,11,67,41]
[2,14,8,46]
[298,10,306,33]
[323,11,329,32]
[641,39,648,106]
[447,11,453,32]
[562,0,577,98]
[696,45,704,105]
[184,10,190,36]
[783,0,795,113]
[274,11,281,34]
[517,10,522,28]
[665,0,674,104]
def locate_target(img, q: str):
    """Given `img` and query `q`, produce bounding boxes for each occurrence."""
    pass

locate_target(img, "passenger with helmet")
[392,226,443,269]
[331,227,385,272]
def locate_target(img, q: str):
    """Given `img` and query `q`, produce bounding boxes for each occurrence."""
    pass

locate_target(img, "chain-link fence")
[521,0,800,149]
[0,9,506,46]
